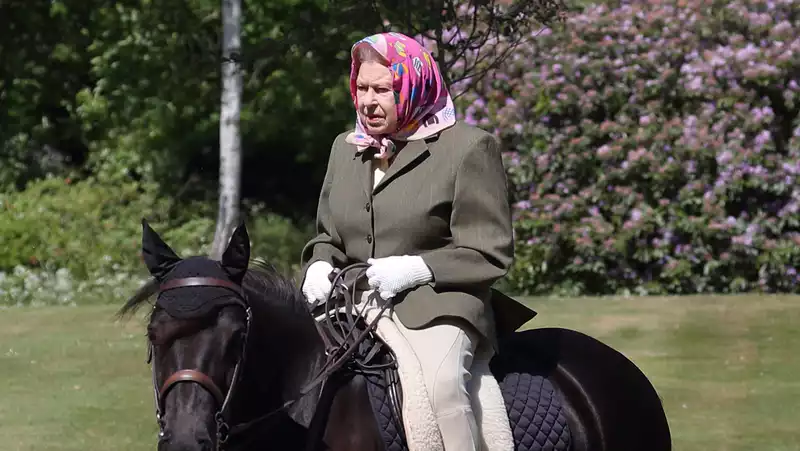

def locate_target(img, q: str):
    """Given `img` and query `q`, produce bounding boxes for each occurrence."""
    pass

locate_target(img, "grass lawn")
[1,295,799,450]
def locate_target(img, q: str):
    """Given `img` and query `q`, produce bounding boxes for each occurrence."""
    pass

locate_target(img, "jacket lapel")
[355,149,375,199]
[373,139,430,194]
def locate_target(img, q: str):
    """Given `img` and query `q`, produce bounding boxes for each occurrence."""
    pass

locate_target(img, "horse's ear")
[221,221,250,283]
[141,218,181,280]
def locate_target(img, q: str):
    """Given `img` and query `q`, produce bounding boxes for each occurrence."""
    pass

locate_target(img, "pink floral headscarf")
[345,32,457,159]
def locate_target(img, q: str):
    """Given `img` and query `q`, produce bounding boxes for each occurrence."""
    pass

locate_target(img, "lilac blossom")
[452,0,800,295]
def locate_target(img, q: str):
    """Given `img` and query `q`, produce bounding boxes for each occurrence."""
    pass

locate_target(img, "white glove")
[366,255,433,299]
[302,260,334,304]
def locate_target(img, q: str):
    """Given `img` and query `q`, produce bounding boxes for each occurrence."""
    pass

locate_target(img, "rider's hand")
[366,255,432,299]
[302,260,334,305]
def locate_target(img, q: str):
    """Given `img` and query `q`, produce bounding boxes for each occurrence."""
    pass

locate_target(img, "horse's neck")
[225,410,311,451]
[220,308,325,450]
[230,346,283,420]
[273,312,328,427]
[234,304,326,424]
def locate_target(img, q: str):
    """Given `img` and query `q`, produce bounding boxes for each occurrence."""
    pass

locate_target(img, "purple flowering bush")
[457,0,800,295]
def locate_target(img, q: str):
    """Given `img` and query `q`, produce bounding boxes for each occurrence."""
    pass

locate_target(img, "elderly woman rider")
[299,32,531,450]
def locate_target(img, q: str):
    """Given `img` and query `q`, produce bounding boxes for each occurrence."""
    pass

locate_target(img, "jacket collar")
[357,138,431,197]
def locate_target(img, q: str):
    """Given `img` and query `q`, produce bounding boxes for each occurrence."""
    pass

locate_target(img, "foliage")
[0,178,311,305]
[73,0,375,217]
[1,0,378,218]
[15,0,800,298]
[0,177,191,279]
[0,0,102,189]
[337,0,568,93]
[0,0,376,305]
[460,0,800,295]
[243,202,315,278]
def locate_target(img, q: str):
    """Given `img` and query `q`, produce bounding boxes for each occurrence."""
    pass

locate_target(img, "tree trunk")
[210,0,243,260]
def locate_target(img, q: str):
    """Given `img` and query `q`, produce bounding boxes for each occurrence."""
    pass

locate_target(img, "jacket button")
[365,202,371,212]
[366,235,373,244]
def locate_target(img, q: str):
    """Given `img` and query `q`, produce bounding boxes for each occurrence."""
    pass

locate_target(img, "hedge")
[0,177,313,306]
[457,0,800,295]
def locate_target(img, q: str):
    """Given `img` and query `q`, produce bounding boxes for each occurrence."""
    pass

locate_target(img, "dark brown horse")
[118,219,672,451]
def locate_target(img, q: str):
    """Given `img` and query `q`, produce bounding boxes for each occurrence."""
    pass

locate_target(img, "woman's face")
[355,61,398,135]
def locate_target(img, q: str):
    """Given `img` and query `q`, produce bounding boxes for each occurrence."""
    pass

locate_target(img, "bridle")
[146,264,396,450]
[148,276,252,449]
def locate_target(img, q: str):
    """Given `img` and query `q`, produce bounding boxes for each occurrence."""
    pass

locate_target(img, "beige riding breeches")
[358,291,483,451]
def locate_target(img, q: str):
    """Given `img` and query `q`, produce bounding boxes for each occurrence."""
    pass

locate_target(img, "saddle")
[306,263,574,451]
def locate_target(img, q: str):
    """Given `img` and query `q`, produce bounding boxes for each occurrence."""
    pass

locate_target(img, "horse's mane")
[241,259,309,320]
[117,278,160,319]
[116,258,308,322]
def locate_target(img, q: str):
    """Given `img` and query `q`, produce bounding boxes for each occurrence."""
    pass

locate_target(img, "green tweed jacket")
[300,121,535,342]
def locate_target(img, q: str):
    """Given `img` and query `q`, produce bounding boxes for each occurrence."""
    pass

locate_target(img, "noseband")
[148,277,252,448]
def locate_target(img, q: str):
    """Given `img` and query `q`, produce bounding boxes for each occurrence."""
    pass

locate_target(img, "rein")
[212,263,396,436]
[147,264,393,450]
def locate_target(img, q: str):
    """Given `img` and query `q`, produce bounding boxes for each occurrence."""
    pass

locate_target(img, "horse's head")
[139,219,251,451]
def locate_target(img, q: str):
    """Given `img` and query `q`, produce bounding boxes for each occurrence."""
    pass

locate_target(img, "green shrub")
[1,177,168,279]
[0,177,312,305]
[243,203,315,279]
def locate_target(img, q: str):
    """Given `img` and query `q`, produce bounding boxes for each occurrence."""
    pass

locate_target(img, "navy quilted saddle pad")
[362,354,573,451]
